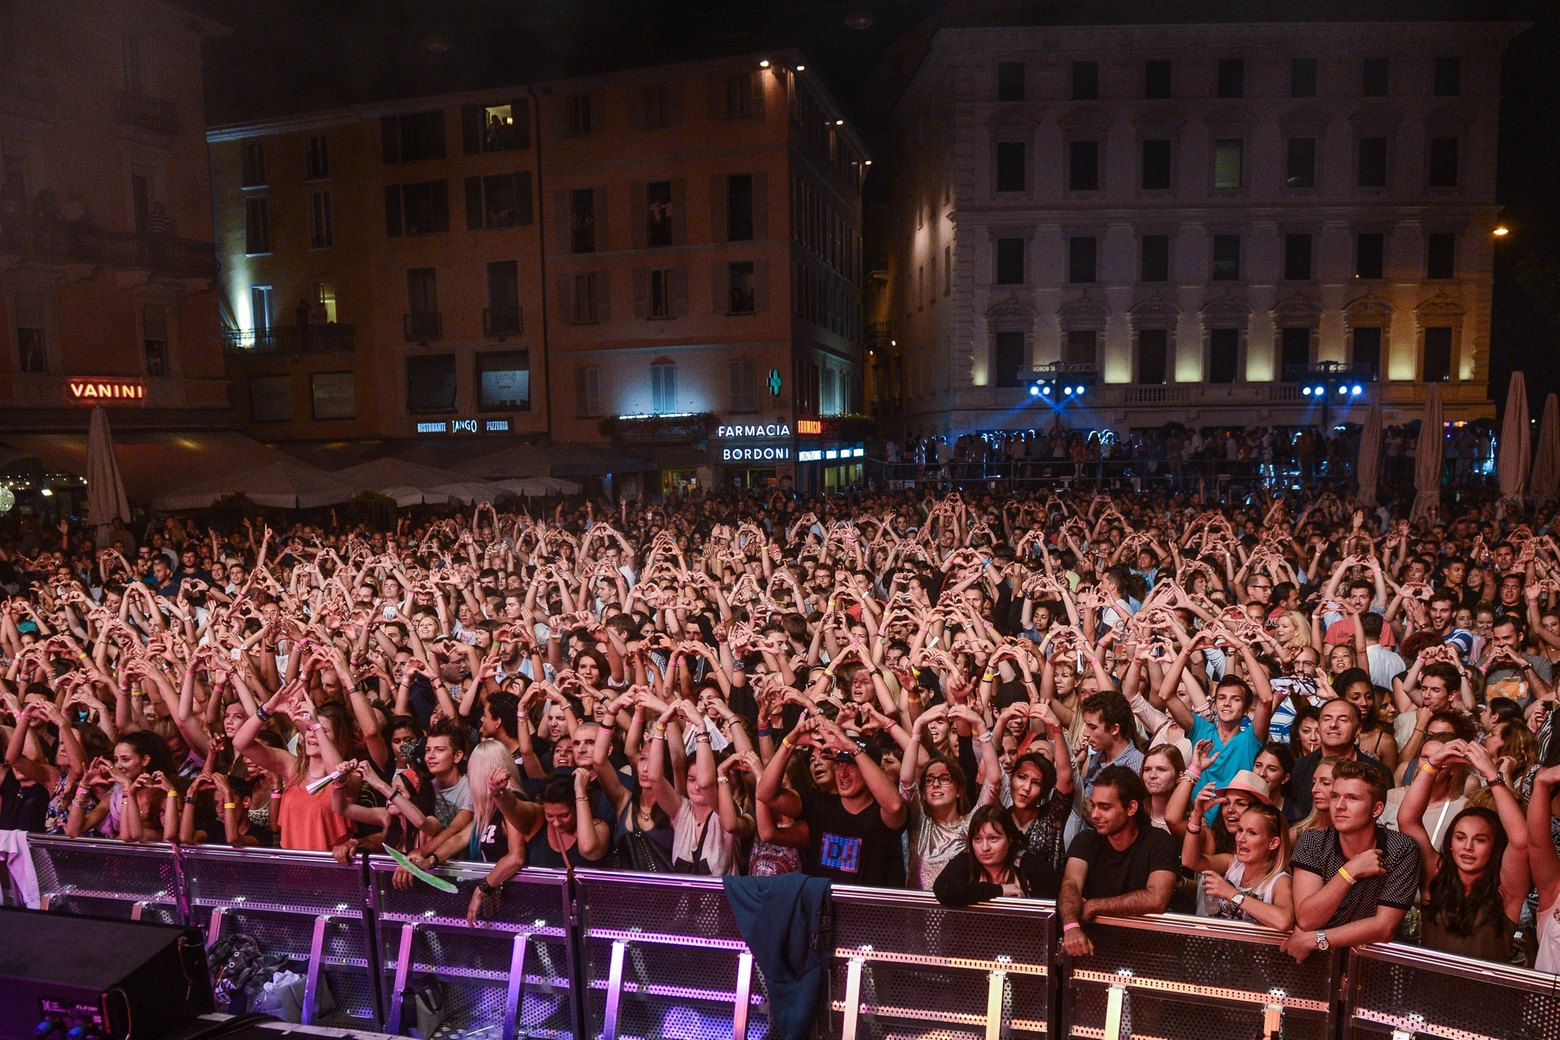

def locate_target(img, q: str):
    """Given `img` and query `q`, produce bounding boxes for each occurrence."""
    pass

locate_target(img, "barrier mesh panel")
[373,867,574,1040]
[580,877,768,1040]
[31,841,177,917]
[1349,955,1560,1040]
[185,853,362,916]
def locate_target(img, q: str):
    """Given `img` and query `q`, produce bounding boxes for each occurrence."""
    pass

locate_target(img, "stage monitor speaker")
[0,908,213,1040]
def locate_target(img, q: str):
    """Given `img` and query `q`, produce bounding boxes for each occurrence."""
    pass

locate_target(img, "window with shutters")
[1433,57,1461,97]
[645,181,673,246]
[244,196,270,254]
[1290,58,1318,98]
[1426,233,1455,279]
[573,273,599,323]
[1069,140,1099,191]
[650,361,677,414]
[1214,140,1243,189]
[728,261,756,314]
[385,181,449,237]
[576,366,601,417]
[1137,330,1169,384]
[566,95,592,136]
[1352,327,1382,381]
[1068,237,1096,284]
[308,189,333,248]
[649,268,674,318]
[642,84,674,128]
[992,331,1024,388]
[1362,57,1389,97]
[250,286,273,333]
[485,261,521,337]
[1358,137,1388,188]
[306,135,329,179]
[1065,330,1096,367]
[730,358,758,412]
[995,238,1024,285]
[1144,59,1172,99]
[1423,327,1453,382]
[1208,328,1239,384]
[406,354,457,412]
[467,173,532,229]
[1216,58,1244,98]
[477,350,529,411]
[405,268,440,341]
[1140,235,1170,282]
[1071,61,1098,100]
[381,111,446,163]
[995,142,1025,192]
[1142,139,1172,190]
[727,174,754,241]
[1355,233,1385,279]
[570,188,596,253]
[1283,234,1313,280]
[241,142,266,187]
[997,62,1025,102]
[722,74,753,119]
[1212,234,1241,280]
[1428,137,1459,187]
[1286,138,1317,188]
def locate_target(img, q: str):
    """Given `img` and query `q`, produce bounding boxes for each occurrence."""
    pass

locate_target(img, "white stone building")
[873,18,1526,437]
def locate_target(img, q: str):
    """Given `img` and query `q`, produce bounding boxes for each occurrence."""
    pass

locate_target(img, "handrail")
[21,836,1560,1040]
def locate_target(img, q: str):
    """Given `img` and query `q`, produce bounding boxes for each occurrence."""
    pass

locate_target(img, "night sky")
[189,0,1560,414]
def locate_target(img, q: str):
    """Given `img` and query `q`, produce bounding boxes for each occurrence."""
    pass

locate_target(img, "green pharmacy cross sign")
[768,369,783,396]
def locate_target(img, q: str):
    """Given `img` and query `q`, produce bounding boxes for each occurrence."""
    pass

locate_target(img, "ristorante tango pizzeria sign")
[66,378,146,404]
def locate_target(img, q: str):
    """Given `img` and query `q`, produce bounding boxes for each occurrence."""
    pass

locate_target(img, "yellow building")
[212,54,869,490]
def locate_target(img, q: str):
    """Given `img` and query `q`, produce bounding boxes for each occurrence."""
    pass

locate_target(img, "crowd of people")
[0,482,1557,974]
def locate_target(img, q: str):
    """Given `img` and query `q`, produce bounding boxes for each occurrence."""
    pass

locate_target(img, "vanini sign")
[66,379,146,404]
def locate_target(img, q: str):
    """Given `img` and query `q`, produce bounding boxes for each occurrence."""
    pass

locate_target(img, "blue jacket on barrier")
[722,873,834,1040]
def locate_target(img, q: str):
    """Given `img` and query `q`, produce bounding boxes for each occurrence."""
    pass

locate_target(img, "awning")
[153,458,359,511]
[0,431,297,501]
[458,442,655,479]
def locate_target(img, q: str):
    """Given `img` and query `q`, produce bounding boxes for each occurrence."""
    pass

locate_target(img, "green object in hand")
[386,845,459,893]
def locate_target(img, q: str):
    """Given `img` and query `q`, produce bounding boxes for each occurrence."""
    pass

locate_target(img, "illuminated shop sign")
[67,378,145,403]
[716,423,792,438]
[416,419,512,434]
[797,447,864,463]
[722,446,790,461]
[796,420,822,434]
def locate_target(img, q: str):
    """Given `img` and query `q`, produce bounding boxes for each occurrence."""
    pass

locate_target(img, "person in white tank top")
[1529,766,1560,973]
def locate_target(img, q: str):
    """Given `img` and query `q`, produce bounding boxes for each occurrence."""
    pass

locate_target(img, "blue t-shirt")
[1190,714,1264,801]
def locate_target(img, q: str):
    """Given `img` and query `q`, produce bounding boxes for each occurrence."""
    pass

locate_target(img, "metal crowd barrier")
[21,836,1560,1040]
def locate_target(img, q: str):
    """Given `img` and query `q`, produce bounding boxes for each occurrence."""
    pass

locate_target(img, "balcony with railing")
[483,306,522,339]
[113,91,179,136]
[404,311,442,342]
[0,216,216,279]
[224,324,356,356]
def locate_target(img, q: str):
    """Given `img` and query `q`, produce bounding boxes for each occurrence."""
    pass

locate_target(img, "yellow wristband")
[781,736,793,750]
[982,673,995,682]
[1420,760,1438,776]
[224,802,237,810]
[1337,867,1356,885]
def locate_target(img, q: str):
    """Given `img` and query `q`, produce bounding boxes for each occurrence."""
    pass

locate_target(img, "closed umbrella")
[1531,394,1560,503]
[1355,399,1384,508]
[85,407,131,540]
[1497,371,1531,507]
[1411,386,1445,522]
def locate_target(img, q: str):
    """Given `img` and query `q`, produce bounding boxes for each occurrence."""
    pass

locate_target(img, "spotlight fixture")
[759,59,770,68]
[1303,387,1313,396]
[795,64,805,71]
[1352,385,1364,395]
[1493,225,1509,236]
[1029,385,1040,397]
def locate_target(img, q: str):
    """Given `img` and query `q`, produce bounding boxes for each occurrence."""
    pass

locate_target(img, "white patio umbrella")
[431,481,509,504]
[374,485,452,508]
[495,476,583,497]
[85,407,131,539]
[1355,398,1383,508]
[1531,394,1560,503]
[154,459,358,511]
[1497,371,1531,506]
[1411,386,1445,522]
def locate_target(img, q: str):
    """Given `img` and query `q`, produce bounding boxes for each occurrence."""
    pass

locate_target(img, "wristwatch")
[854,739,870,757]
[1315,930,1329,951]
[1231,892,1247,908]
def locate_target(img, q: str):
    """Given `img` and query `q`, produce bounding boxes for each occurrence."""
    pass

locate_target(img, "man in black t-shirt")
[757,714,908,888]
[1058,766,1178,957]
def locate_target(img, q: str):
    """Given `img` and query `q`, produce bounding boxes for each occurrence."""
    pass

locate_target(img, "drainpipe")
[528,84,552,443]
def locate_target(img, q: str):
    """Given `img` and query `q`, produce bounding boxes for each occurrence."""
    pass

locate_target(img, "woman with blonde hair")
[463,740,527,926]
[1273,610,1312,651]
